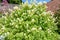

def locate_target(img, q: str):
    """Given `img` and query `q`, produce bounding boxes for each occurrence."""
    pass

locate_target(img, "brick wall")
[46,0,60,12]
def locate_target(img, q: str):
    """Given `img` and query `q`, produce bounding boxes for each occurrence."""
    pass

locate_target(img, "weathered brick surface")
[47,0,60,12]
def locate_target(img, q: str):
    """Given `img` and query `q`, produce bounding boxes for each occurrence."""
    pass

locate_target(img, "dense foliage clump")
[8,0,22,4]
[0,2,60,40]
[0,0,22,4]
[54,9,60,34]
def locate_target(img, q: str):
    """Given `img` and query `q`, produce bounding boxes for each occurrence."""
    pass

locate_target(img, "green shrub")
[0,13,2,17]
[54,9,60,34]
[0,12,4,17]
[0,0,22,4]
[0,2,60,40]
[0,0,1,2]
[8,0,22,4]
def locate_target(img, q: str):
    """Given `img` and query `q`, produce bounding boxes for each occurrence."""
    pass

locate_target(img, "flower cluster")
[0,1,60,40]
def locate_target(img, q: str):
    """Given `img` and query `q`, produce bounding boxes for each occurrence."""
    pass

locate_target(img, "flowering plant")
[54,9,60,34]
[8,0,22,4]
[0,1,60,40]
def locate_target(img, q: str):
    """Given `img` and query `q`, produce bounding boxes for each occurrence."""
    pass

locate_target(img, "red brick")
[46,0,60,12]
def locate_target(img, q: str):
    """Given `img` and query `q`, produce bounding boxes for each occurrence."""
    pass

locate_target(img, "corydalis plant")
[0,1,60,40]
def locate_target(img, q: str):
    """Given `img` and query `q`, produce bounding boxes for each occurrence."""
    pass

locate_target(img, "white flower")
[45,6,48,9]
[9,8,13,12]
[26,24,29,28]
[42,12,47,15]
[27,30,30,32]
[13,6,19,10]
[39,27,42,30]
[17,18,20,20]
[19,22,21,24]
[13,19,16,21]
[4,17,7,19]
[10,23,11,25]
[23,13,26,15]
[31,19,35,22]
[24,33,26,36]
[21,18,23,21]
[56,17,57,19]
[4,33,7,36]
[0,35,5,39]
[5,12,8,15]
[15,14,18,16]
[41,9,43,11]
[15,25,18,28]
[47,11,52,15]
[27,10,31,14]
[48,18,50,21]
[11,20,13,22]
[11,22,14,25]
[32,9,34,12]
[1,26,5,29]
[29,5,32,8]
[31,28,37,30]
[47,29,51,33]
[53,19,55,21]
[5,21,7,23]
[45,21,47,23]
[38,2,43,5]
[2,16,4,18]
[6,32,9,35]
[4,32,9,36]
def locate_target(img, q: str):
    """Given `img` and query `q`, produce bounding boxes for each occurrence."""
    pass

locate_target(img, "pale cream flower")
[26,24,29,27]
[11,22,14,25]
[48,18,50,21]
[45,6,48,9]
[29,4,32,8]
[39,27,42,30]
[15,14,18,16]
[5,21,7,23]
[7,32,9,35]
[42,12,47,15]
[17,18,20,20]
[38,2,43,5]
[13,19,16,21]
[5,32,9,36]
[24,33,26,36]
[21,18,23,21]
[31,19,35,22]
[0,35,4,39]
[2,16,4,18]
[45,21,47,23]
[11,20,13,22]
[1,26,5,30]
[27,30,30,32]
[48,29,51,33]
[5,12,8,16]
[10,23,12,25]
[27,10,31,14]
[31,27,37,30]
[13,6,19,10]
[23,13,26,15]
[15,25,18,28]
[9,8,13,12]
[53,18,55,21]
[4,17,7,19]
